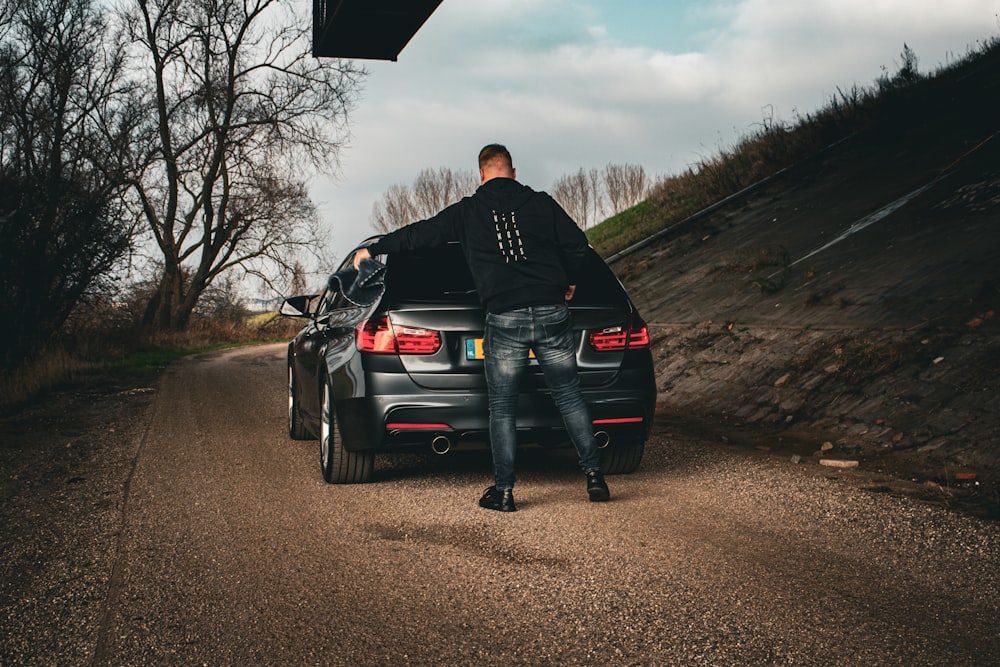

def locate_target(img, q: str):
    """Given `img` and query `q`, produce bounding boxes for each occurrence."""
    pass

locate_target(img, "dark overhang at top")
[312,0,444,61]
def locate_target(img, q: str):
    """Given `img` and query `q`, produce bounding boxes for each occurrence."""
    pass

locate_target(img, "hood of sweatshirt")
[472,177,537,211]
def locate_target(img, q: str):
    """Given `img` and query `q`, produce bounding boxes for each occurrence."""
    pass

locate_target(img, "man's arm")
[352,201,464,269]
[548,196,590,284]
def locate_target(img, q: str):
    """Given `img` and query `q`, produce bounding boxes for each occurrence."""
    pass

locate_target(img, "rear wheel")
[288,364,311,440]
[320,377,374,484]
[600,440,645,474]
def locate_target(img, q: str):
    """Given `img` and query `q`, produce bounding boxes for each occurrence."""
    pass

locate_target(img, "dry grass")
[0,346,94,409]
[0,310,301,413]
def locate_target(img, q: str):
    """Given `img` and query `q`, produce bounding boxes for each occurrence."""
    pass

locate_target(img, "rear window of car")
[384,244,478,303]
[383,242,627,306]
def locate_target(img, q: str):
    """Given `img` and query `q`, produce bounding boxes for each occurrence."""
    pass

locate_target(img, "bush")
[0,176,130,370]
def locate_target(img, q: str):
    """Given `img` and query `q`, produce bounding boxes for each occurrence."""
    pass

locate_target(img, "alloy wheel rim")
[320,383,330,466]
[287,367,294,426]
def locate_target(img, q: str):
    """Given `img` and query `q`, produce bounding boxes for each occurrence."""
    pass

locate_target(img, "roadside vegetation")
[0,301,301,411]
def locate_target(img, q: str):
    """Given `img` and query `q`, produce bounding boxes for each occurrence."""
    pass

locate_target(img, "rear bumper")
[335,367,655,453]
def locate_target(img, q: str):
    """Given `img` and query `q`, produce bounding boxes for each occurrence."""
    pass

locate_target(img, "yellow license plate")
[465,338,485,360]
[465,338,534,360]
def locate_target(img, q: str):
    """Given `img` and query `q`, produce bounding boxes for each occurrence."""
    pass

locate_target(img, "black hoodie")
[367,177,590,314]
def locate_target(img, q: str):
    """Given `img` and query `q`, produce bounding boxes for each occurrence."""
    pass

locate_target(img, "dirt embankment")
[614,92,1000,515]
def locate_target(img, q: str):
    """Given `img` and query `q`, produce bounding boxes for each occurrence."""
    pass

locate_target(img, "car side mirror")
[279,294,319,318]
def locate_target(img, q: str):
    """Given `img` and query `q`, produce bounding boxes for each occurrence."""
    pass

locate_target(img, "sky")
[310,0,998,265]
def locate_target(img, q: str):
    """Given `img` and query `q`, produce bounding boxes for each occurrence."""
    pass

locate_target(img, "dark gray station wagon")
[281,239,656,483]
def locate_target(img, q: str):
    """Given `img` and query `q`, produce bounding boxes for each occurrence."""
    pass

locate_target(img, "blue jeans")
[483,304,601,490]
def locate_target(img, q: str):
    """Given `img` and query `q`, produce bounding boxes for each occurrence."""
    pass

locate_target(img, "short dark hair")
[478,144,513,170]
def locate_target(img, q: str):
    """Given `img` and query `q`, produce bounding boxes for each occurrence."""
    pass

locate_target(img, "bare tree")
[603,164,626,215]
[412,167,479,219]
[287,260,308,296]
[371,183,417,234]
[119,0,365,330]
[589,167,604,222]
[0,0,136,368]
[552,167,600,229]
[371,167,477,232]
[552,163,652,229]
[603,163,648,215]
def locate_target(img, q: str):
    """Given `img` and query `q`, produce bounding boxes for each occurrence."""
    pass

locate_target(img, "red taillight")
[356,315,442,355]
[589,325,628,351]
[628,315,650,349]
[357,316,396,353]
[395,325,442,354]
[589,315,650,352]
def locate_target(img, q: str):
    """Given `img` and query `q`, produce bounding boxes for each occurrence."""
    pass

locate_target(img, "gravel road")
[3,343,999,666]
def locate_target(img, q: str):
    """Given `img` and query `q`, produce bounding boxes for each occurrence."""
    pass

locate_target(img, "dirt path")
[3,344,999,665]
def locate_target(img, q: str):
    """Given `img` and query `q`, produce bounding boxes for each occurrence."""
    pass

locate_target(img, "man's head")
[478,143,516,183]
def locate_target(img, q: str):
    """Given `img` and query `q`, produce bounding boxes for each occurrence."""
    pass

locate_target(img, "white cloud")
[715,0,997,97]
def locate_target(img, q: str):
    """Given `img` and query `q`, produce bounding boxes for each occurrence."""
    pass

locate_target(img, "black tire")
[600,440,645,474]
[320,377,374,484]
[288,364,311,440]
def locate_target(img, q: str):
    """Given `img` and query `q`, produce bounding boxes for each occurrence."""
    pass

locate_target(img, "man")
[353,144,609,512]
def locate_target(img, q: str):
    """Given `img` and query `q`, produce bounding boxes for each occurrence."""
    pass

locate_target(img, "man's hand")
[352,247,371,270]
[565,284,576,301]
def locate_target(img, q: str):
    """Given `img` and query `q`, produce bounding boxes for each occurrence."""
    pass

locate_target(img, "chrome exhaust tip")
[431,435,452,455]
[594,430,610,449]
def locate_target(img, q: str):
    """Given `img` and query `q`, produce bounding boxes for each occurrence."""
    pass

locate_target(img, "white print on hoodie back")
[492,210,526,263]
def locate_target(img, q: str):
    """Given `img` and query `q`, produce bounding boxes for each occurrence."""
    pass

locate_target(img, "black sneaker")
[586,471,610,502]
[479,486,517,512]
